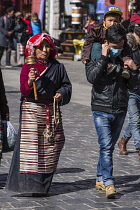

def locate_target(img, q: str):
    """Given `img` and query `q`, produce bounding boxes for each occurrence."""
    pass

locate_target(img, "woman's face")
[35,40,51,61]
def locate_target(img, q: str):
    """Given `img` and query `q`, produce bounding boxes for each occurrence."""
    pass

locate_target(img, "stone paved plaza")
[0,58,140,210]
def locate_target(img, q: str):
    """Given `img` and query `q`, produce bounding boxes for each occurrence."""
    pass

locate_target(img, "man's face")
[8,10,15,18]
[108,40,124,49]
[103,15,121,28]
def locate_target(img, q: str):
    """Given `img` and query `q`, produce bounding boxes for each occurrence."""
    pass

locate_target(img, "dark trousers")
[0,45,12,65]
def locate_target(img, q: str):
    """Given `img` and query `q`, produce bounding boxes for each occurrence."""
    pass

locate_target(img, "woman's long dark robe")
[5,59,72,194]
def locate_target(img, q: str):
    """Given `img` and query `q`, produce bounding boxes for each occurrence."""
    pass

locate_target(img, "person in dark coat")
[0,7,15,67]
[22,13,32,39]
[0,68,9,159]
[14,12,28,67]
[85,25,138,198]
[6,33,72,197]
[118,13,140,157]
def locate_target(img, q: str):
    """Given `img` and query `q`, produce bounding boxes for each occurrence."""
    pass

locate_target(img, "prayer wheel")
[71,1,82,25]
[71,0,82,2]
[72,13,82,24]
[26,55,38,100]
[72,7,82,14]
[26,55,36,65]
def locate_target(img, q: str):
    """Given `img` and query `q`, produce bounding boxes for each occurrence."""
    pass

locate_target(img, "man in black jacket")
[85,25,138,198]
[0,7,15,67]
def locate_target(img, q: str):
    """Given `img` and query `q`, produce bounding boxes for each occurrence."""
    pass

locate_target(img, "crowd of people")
[0,7,42,68]
[0,5,140,200]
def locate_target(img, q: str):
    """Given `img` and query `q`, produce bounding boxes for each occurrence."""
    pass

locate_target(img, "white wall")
[65,0,73,15]
[49,0,60,39]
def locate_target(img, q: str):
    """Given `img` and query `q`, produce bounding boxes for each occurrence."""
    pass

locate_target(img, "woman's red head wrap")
[25,33,57,59]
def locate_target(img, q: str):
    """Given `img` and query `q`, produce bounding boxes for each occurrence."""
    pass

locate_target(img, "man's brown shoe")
[95,181,106,191]
[106,185,117,198]
[118,137,128,155]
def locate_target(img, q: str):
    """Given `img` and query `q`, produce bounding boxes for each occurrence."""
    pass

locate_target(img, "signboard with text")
[96,0,105,14]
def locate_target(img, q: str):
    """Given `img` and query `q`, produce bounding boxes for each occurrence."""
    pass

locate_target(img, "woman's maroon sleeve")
[20,63,33,96]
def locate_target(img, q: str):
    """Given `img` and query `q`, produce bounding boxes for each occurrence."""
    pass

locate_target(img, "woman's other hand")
[28,70,36,87]
[54,93,62,102]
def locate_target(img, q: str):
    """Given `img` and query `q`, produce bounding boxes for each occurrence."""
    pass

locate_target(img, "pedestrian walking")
[14,12,28,67]
[84,14,96,34]
[85,25,139,198]
[6,33,72,197]
[0,7,15,67]
[118,13,140,157]
[22,13,32,40]
[31,12,42,35]
[0,68,9,159]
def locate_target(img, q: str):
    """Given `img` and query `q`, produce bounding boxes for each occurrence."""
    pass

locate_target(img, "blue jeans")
[122,95,140,149]
[92,111,126,186]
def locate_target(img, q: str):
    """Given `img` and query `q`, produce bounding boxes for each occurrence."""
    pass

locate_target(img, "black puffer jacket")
[126,33,140,96]
[14,19,28,44]
[85,55,139,114]
[0,15,15,48]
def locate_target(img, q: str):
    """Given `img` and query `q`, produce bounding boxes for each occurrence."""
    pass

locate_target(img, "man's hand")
[102,43,110,57]
[124,59,137,70]
[54,93,62,102]
[7,31,12,36]
[82,59,90,64]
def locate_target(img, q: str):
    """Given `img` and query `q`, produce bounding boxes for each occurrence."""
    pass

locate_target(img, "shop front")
[58,0,97,61]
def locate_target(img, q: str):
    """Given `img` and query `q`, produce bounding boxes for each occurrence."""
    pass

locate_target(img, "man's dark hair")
[104,13,122,22]
[105,24,126,43]
[6,7,15,14]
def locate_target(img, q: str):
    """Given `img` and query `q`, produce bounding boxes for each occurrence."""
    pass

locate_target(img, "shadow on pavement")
[56,167,85,174]
[49,174,140,198]
[1,66,21,71]
[115,174,140,196]
[5,91,20,93]
[0,172,140,199]
[0,173,8,189]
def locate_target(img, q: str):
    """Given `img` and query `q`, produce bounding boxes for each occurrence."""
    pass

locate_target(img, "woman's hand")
[28,70,36,87]
[54,93,62,102]
[124,59,137,70]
